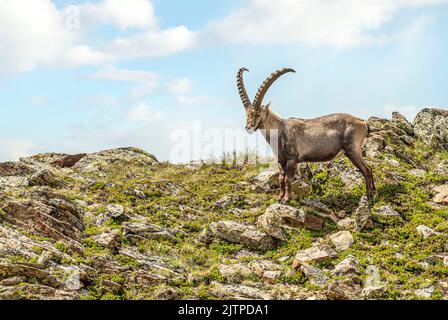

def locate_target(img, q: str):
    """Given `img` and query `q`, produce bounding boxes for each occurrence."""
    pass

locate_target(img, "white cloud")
[90,66,159,99]
[79,0,157,30]
[127,103,163,123]
[104,26,197,60]
[0,0,194,76]
[28,96,50,105]
[0,138,35,162]
[201,0,448,47]
[168,78,218,106]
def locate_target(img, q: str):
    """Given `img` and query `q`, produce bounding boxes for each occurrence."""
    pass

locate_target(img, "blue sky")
[1,0,448,162]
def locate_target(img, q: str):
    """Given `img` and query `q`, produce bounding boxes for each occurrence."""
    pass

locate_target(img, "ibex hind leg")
[345,151,376,201]
[277,162,287,203]
[282,160,297,205]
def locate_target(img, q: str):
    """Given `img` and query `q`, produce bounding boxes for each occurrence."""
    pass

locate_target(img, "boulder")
[218,263,252,283]
[293,245,332,268]
[391,112,414,136]
[372,205,402,224]
[362,285,385,299]
[257,204,305,241]
[105,204,125,218]
[413,108,448,150]
[331,255,359,276]
[414,286,435,298]
[29,170,67,188]
[337,218,357,231]
[300,263,329,287]
[72,147,157,176]
[353,196,371,231]
[416,225,439,239]
[122,221,175,242]
[1,192,83,244]
[0,176,29,190]
[363,134,386,158]
[326,280,358,300]
[209,220,278,251]
[92,229,121,249]
[435,160,448,176]
[329,231,354,251]
[433,185,448,205]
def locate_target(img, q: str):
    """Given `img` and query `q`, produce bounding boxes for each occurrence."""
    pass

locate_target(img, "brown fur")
[237,68,376,203]
[52,153,86,168]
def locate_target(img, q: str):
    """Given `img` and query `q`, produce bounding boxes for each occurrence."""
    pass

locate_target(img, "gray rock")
[415,286,435,298]
[408,168,426,177]
[353,196,371,231]
[122,221,176,242]
[331,255,359,276]
[330,231,354,251]
[0,176,29,190]
[106,204,125,218]
[391,112,414,136]
[433,185,448,205]
[218,263,252,283]
[29,170,67,188]
[435,160,448,176]
[416,225,439,238]
[413,108,448,150]
[372,205,402,224]
[92,229,121,249]
[337,217,357,231]
[209,220,278,251]
[300,263,329,287]
[363,134,386,158]
[257,204,305,241]
[326,280,358,300]
[293,245,331,267]
[362,285,385,299]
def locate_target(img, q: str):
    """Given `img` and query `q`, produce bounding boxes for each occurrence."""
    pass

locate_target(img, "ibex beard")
[237,67,376,204]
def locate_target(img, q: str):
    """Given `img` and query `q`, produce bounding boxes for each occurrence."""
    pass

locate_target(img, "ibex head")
[237,67,295,134]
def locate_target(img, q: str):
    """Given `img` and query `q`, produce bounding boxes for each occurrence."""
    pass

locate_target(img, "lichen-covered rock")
[92,229,121,249]
[372,205,402,224]
[433,185,448,205]
[353,196,371,231]
[209,220,278,251]
[72,147,157,176]
[331,255,358,276]
[1,192,83,245]
[29,170,67,188]
[362,285,385,299]
[416,225,439,238]
[413,108,448,150]
[326,280,359,300]
[329,231,354,251]
[257,204,305,241]
[293,245,333,267]
[391,112,414,136]
[300,263,329,287]
[122,221,176,242]
[363,134,386,158]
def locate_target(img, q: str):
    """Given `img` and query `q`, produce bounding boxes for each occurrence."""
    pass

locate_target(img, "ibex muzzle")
[237,67,376,203]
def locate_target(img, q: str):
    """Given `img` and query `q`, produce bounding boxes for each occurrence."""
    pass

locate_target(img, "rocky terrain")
[0,108,447,300]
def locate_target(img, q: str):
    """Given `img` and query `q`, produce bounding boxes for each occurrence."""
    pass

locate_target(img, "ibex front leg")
[283,160,297,205]
[277,162,286,203]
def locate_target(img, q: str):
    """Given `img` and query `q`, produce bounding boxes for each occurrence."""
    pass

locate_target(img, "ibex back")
[237,67,376,203]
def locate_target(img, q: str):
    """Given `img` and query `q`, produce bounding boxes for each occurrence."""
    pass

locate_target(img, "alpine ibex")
[237,67,376,203]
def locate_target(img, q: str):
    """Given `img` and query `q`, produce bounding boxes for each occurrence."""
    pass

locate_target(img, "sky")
[1,0,448,162]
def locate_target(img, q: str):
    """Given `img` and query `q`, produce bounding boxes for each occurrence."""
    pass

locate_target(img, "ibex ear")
[263,102,271,112]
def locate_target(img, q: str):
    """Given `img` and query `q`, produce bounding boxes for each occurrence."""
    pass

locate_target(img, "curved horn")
[252,68,295,110]
[237,67,251,109]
